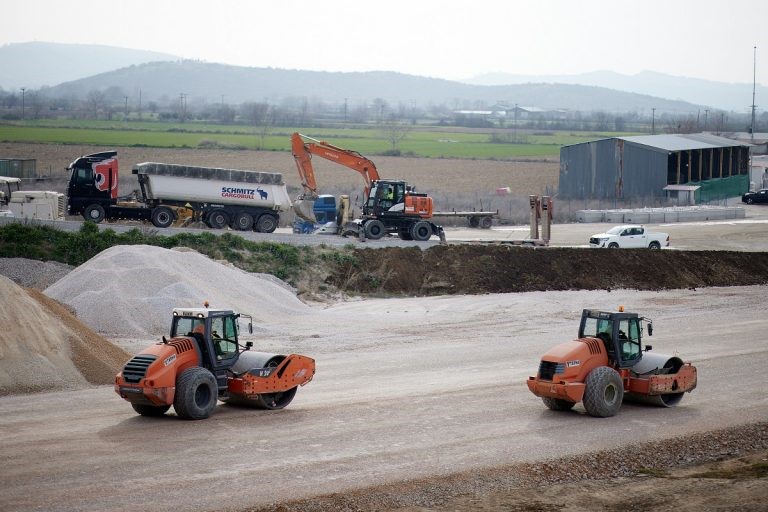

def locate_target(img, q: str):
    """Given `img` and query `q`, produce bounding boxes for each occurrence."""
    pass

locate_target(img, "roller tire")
[583,366,624,418]
[542,397,576,411]
[173,367,218,420]
[410,220,432,241]
[83,204,105,223]
[232,211,254,231]
[364,219,385,239]
[131,403,171,417]
[151,206,174,228]
[256,214,278,233]
[207,210,229,229]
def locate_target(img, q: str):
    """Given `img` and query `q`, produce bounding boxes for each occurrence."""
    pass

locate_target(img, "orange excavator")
[291,133,445,241]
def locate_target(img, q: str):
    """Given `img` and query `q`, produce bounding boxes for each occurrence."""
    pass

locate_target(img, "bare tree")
[241,102,274,149]
[86,90,105,119]
[379,117,411,155]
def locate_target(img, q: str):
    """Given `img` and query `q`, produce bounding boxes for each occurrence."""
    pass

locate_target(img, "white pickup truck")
[589,225,669,249]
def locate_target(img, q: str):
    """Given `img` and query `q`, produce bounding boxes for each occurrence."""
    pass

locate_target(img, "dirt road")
[1,285,767,511]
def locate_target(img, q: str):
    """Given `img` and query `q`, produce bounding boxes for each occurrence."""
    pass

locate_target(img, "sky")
[3,0,767,84]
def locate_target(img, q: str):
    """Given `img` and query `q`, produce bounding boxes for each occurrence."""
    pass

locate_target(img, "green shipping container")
[0,159,37,179]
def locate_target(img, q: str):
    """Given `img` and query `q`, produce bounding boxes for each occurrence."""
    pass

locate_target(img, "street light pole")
[751,45,757,142]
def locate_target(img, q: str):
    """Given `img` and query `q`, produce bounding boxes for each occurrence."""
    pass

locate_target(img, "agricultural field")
[0,120,636,159]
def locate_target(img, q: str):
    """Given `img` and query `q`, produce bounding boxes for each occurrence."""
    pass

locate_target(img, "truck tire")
[648,241,661,250]
[131,403,171,417]
[151,206,174,228]
[469,216,480,228]
[83,204,105,223]
[542,397,576,411]
[364,219,385,239]
[583,366,624,418]
[207,210,229,229]
[173,367,218,420]
[232,211,254,231]
[255,214,278,233]
[480,216,493,229]
[410,220,432,241]
[608,242,619,249]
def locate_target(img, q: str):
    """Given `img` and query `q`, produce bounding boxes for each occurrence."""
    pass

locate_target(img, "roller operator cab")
[527,308,697,417]
[115,307,315,420]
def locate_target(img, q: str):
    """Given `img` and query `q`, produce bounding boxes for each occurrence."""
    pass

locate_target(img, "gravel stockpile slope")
[44,245,309,338]
[0,258,73,290]
[0,276,130,395]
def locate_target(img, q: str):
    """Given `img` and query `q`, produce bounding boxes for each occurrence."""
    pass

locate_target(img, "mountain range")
[1,42,760,114]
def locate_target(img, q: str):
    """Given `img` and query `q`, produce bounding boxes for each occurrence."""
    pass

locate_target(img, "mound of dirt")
[44,245,309,339]
[0,276,130,396]
[329,246,768,295]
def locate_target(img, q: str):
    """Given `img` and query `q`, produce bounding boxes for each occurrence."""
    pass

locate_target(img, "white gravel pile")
[0,258,73,289]
[44,245,309,339]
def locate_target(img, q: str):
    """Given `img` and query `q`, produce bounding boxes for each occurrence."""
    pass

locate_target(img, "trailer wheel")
[232,211,254,231]
[255,214,277,233]
[410,220,432,241]
[542,397,576,411]
[480,216,493,229]
[469,216,480,228]
[131,403,171,417]
[83,204,105,223]
[173,367,218,420]
[583,366,624,418]
[207,210,229,229]
[648,241,661,250]
[151,206,175,228]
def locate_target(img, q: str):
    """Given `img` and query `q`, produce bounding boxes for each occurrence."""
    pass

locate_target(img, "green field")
[0,121,638,159]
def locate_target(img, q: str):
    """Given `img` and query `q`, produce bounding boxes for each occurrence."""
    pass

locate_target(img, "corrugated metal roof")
[618,133,751,152]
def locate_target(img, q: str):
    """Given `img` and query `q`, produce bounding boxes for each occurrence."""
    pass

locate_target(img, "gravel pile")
[0,258,73,290]
[0,275,130,395]
[250,422,768,512]
[44,245,309,339]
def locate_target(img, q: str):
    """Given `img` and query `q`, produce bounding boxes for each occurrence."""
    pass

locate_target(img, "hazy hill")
[48,60,702,113]
[464,70,765,112]
[0,42,178,90]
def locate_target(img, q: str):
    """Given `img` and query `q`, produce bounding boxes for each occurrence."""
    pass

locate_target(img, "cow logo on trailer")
[221,187,269,201]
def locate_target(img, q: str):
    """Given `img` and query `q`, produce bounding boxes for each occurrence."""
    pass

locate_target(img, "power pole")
[20,88,26,120]
[138,89,142,120]
[124,96,129,120]
[651,108,656,134]
[751,45,757,141]
[704,109,709,131]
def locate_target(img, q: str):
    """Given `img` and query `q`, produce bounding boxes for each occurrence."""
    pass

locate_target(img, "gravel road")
[1,285,767,511]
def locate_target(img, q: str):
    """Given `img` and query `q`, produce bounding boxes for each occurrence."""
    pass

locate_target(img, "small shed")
[559,134,751,203]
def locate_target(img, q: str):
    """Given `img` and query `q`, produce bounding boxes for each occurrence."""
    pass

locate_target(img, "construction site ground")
[2,142,768,511]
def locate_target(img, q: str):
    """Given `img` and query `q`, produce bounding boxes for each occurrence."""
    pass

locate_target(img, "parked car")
[742,189,768,204]
[589,225,669,249]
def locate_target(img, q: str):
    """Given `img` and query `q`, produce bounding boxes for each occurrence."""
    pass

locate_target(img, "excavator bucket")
[293,197,317,223]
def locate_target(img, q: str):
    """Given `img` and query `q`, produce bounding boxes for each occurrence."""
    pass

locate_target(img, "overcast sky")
[4,0,767,84]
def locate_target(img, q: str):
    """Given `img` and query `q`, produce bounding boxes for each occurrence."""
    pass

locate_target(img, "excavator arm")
[291,132,380,222]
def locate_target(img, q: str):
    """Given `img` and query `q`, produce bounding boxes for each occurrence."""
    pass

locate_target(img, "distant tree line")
[0,85,765,137]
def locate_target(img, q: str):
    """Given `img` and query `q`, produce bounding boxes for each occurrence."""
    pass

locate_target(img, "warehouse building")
[559,134,751,204]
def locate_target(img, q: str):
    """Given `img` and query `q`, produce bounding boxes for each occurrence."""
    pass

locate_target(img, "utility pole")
[20,88,26,120]
[704,109,709,131]
[124,96,129,120]
[138,89,142,120]
[344,97,348,122]
[513,103,518,142]
[179,93,187,122]
[651,108,656,134]
[751,45,757,141]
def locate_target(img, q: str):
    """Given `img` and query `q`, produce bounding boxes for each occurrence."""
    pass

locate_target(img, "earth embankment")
[330,246,768,295]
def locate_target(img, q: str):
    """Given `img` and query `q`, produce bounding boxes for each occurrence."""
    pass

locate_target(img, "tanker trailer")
[66,151,291,232]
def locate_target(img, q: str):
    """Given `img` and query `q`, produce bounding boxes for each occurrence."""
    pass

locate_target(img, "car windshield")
[606,226,624,235]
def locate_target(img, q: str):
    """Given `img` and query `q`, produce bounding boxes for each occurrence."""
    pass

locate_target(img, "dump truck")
[66,151,291,232]
[115,305,315,420]
[527,308,697,417]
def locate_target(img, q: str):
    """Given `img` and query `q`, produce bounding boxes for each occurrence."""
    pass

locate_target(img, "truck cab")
[66,151,123,222]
